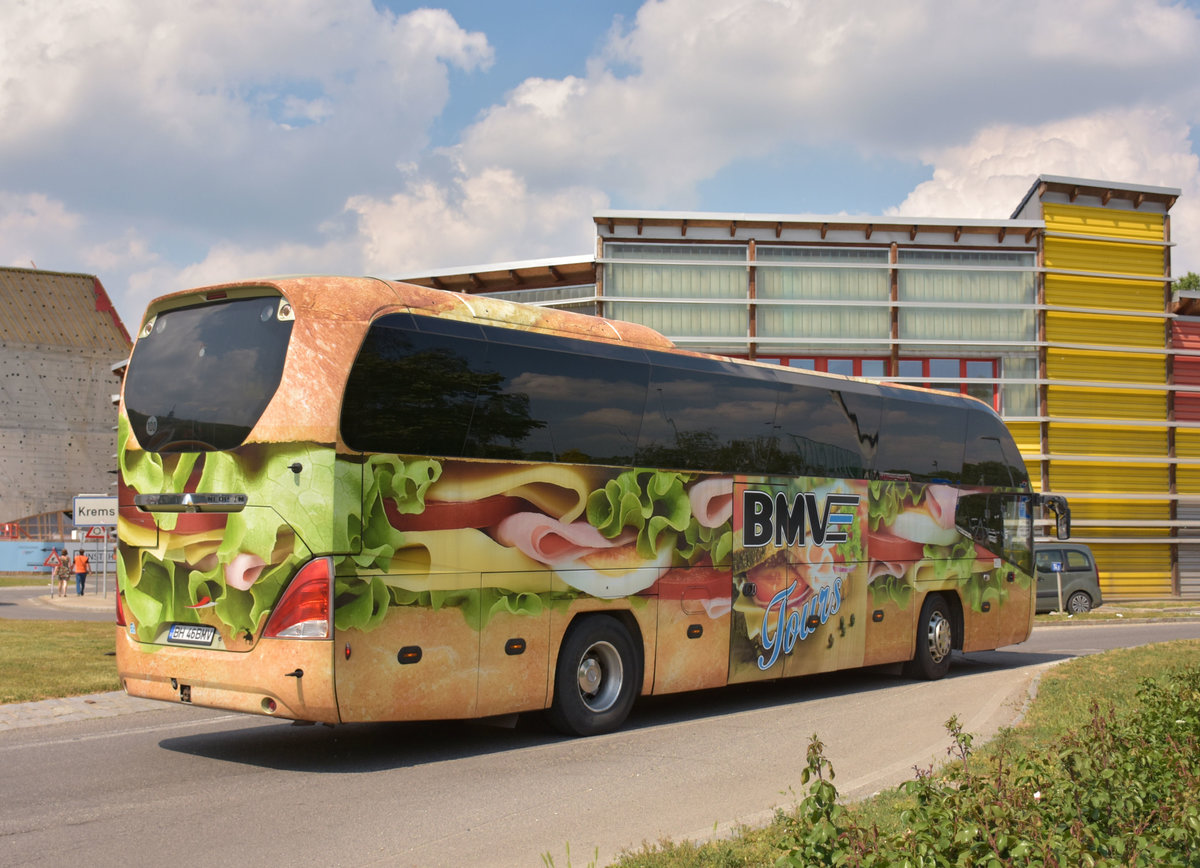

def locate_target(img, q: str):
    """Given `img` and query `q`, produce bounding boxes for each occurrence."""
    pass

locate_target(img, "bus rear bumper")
[115,627,339,723]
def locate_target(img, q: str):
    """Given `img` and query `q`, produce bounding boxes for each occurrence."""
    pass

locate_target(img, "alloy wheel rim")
[576,640,623,713]
[928,611,951,664]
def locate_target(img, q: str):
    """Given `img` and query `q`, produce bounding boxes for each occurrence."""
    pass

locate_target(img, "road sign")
[73,495,117,526]
[42,552,62,567]
[85,526,108,540]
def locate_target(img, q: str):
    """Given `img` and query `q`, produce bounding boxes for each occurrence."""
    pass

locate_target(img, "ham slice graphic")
[226,552,267,591]
[688,477,733,529]
[888,484,960,546]
[493,511,669,598]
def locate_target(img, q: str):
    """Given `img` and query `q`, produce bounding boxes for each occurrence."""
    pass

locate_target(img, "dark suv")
[1034,543,1103,614]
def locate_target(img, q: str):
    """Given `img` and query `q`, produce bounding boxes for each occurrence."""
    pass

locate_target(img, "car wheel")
[1066,590,1093,614]
[903,593,953,680]
[547,616,639,736]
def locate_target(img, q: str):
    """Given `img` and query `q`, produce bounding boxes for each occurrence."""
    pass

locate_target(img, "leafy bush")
[775,665,1200,867]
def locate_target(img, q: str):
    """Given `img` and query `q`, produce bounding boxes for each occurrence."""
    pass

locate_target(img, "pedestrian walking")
[54,548,72,597]
[72,549,90,596]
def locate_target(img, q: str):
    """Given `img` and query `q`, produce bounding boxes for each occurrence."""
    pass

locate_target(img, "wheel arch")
[938,590,965,652]
[555,609,647,698]
[908,589,965,654]
[547,609,646,736]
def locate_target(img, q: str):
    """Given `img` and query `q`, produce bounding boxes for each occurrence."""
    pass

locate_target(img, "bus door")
[728,479,869,684]
[955,492,1034,651]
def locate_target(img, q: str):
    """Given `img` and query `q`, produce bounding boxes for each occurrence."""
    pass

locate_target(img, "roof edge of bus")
[137,275,680,353]
[384,278,678,351]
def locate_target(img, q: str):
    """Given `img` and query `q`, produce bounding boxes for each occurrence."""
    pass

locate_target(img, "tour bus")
[115,276,1070,736]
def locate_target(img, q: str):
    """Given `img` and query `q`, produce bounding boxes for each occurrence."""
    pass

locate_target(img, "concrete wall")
[0,268,130,524]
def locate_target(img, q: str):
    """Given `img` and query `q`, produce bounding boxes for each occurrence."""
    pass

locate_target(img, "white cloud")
[889,107,1200,271]
[0,0,495,322]
[0,1,493,235]
[115,163,604,322]
[348,164,605,273]
[453,0,1200,206]
[0,193,80,269]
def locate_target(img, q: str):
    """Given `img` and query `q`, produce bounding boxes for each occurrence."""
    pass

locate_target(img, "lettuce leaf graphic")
[586,469,694,560]
[680,519,733,566]
[866,479,925,532]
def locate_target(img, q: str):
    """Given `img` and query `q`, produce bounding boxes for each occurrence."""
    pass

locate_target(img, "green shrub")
[773,665,1200,867]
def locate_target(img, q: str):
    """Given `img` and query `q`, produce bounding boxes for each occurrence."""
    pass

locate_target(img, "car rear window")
[1065,550,1092,570]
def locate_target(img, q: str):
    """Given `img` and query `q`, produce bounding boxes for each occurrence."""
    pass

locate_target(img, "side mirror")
[1040,494,1071,540]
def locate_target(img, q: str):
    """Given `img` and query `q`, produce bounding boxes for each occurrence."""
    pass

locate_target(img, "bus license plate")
[167,624,216,647]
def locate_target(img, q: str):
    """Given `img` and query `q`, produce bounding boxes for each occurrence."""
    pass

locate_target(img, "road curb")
[0,691,159,732]
[1034,616,1200,628]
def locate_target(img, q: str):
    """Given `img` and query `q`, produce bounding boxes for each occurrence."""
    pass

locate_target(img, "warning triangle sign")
[43,552,62,567]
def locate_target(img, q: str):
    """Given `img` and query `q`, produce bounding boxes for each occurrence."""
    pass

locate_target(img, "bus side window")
[639,360,784,472]
[963,409,1024,488]
[875,395,966,483]
[341,314,486,456]
[771,378,880,479]
[468,328,648,465]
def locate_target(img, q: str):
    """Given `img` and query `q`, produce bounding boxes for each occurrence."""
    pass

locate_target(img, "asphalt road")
[2,609,1198,868]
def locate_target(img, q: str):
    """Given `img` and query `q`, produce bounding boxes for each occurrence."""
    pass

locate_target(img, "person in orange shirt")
[72,550,90,597]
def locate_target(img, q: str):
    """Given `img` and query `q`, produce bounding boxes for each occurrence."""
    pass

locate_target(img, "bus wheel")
[547,617,638,736]
[904,593,953,680]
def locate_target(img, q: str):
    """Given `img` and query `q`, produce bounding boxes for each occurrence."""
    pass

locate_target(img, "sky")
[3,0,1200,331]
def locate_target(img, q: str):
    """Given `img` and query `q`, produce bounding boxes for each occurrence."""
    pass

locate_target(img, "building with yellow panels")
[403,174,1189,599]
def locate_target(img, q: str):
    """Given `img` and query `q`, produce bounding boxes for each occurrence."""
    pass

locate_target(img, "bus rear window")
[124,296,293,452]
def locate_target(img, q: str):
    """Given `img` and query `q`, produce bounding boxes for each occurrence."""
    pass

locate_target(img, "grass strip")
[0,620,120,704]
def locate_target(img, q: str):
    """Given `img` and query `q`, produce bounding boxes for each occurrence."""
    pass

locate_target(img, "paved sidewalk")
[30,588,115,613]
[0,691,160,732]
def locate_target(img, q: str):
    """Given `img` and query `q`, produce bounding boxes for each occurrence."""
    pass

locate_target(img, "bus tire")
[547,616,639,736]
[904,593,953,680]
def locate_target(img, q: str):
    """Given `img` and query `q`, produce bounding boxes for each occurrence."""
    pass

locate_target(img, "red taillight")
[262,558,333,640]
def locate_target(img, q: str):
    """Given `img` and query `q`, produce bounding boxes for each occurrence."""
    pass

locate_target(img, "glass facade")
[897,250,1036,352]
[756,246,889,353]
[597,241,1038,417]
[604,244,748,339]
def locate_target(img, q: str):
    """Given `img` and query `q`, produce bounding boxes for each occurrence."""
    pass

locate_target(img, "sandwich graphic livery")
[118,424,1031,683]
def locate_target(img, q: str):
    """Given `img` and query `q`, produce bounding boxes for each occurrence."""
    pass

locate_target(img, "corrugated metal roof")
[0,267,131,353]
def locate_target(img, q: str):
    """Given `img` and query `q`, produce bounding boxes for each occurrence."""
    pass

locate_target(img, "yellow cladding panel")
[1085,542,1172,597]
[1050,461,1168,492]
[1024,460,1042,491]
[1047,386,1166,420]
[1046,349,1165,384]
[1176,429,1200,458]
[1043,203,1165,242]
[1044,273,1165,313]
[1044,237,1164,278]
[1045,311,1165,348]
[1067,499,1171,522]
[1175,465,1200,493]
[1049,423,1167,456]
[1005,420,1041,453]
